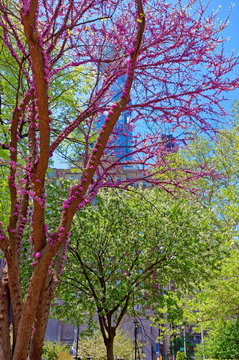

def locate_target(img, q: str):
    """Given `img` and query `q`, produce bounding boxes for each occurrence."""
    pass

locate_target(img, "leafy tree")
[148,111,239,356]
[168,114,239,232]
[72,330,135,360]
[176,115,239,328]
[195,321,239,360]
[51,187,222,360]
[182,249,239,331]
[153,112,239,358]
[0,1,238,359]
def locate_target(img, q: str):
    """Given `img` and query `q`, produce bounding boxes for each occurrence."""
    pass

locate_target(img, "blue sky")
[209,0,239,111]
[52,1,239,167]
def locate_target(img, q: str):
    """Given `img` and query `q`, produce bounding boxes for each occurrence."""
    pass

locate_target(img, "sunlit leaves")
[51,185,221,334]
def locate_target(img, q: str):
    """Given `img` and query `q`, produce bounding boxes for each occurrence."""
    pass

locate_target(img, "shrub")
[42,341,71,360]
[176,351,189,360]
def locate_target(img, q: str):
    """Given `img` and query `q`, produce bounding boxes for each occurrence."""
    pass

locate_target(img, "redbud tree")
[0,0,238,359]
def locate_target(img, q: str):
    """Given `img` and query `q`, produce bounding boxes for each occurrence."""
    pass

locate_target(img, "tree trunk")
[0,266,11,360]
[29,275,52,360]
[12,255,52,360]
[106,338,115,360]
[99,314,116,360]
[6,251,23,352]
[28,245,65,360]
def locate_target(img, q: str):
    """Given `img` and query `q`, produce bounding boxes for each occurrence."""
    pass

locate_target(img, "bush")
[42,341,71,360]
[176,351,189,360]
[42,343,58,360]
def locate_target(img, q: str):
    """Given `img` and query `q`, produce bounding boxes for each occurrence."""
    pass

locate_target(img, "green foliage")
[0,29,94,230]
[176,351,189,360]
[0,34,18,227]
[0,29,94,172]
[73,329,134,360]
[48,63,95,163]
[195,321,239,360]
[159,110,239,235]
[165,110,239,335]
[182,249,239,331]
[51,186,222,335]
[42,341,70,360]
[169,116,239,239]
[42,342,58,360]
[194,343,207,360]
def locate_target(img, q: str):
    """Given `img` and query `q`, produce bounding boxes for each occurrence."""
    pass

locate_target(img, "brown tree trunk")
[0,266,11,360]
[29,275,52,360]
[6,251,23,352]
[29,244,65,360]
[106,338,115,360]
[12,258,50,360]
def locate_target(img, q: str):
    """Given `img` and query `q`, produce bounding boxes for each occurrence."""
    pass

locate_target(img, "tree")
[72,329,135,360]
[154,113,239,358]
[195,321,239,360]
[172,114,239,330]
[181,248,239,330]
[0,0,238,359]
[51,187,222,360]
[145,113,239,359]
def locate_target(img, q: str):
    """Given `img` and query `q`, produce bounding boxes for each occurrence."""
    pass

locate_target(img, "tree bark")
[29,275,52,360]
[12,255,51,360]
[23,243,65,360]
[106,337,115,360]
[0,266,11,360]
[6,252,23,352]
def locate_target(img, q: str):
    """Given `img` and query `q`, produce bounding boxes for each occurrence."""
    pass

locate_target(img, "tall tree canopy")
[53,187,223,360]
[0,0,238,359]
[154,112,239,358]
